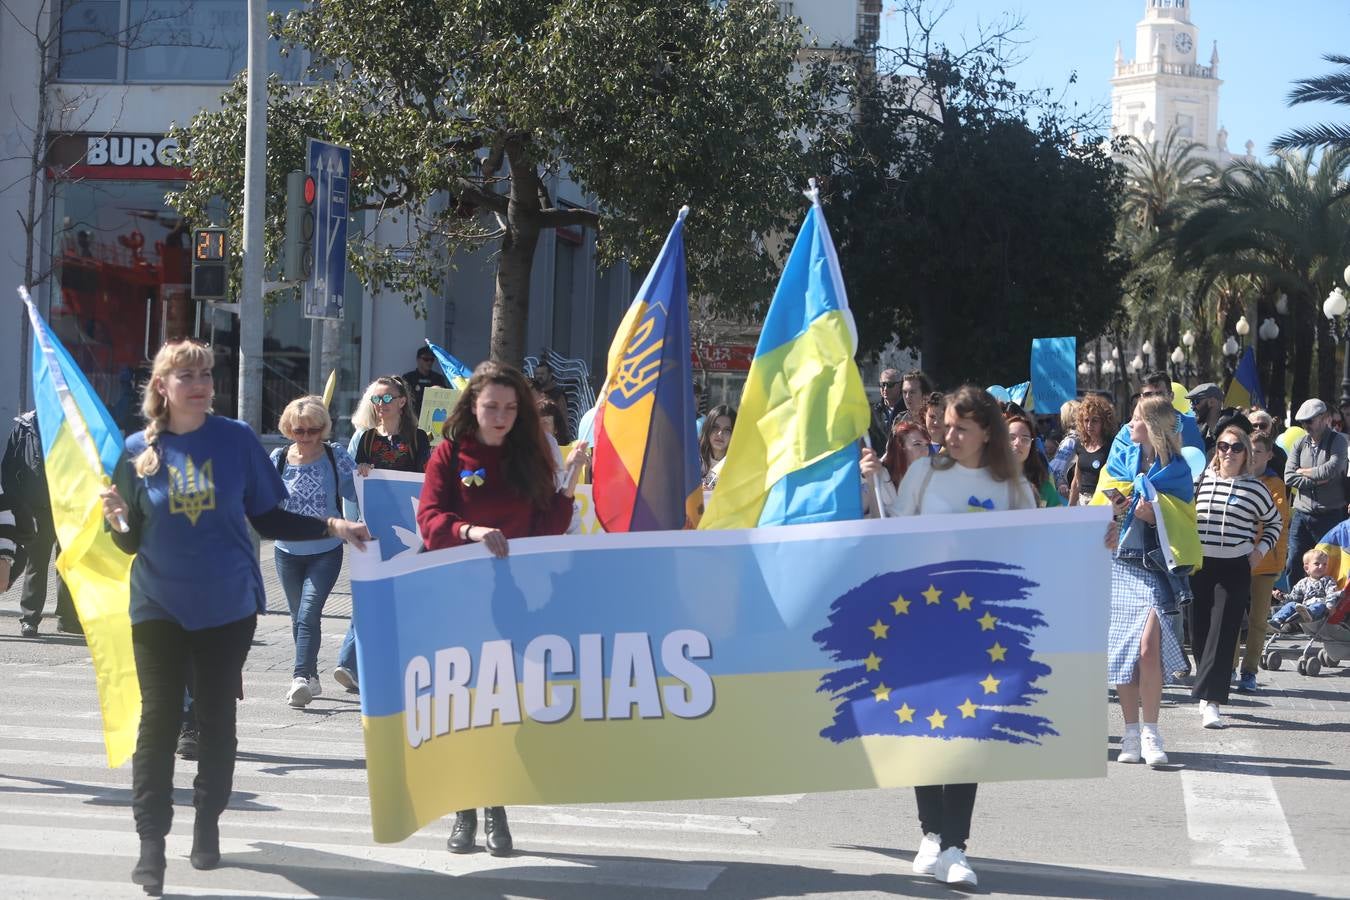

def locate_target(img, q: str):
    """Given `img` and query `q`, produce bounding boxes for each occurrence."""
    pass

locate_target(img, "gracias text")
[404,630,714,748]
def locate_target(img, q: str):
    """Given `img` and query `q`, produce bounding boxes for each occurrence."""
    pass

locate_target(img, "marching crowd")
[2,341,1346,894]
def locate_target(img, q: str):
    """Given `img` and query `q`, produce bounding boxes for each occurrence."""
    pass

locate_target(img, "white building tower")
[1110,0,1228,154]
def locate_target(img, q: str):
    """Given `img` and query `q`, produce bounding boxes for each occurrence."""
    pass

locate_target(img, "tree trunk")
[491,220,541,366]
[1316,312,1337,403]
[1290,291,1314,414]
[18,37,54,412]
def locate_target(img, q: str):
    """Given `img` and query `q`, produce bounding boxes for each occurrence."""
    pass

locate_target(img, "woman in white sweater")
[862,419,932,516]
[859,385,1034,888]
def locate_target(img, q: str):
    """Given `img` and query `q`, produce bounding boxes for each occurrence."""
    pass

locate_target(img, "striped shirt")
[0,483,16,561]
[1195,472,1281,559]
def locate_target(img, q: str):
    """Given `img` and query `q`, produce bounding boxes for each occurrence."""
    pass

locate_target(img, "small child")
[1269,548,1341,633]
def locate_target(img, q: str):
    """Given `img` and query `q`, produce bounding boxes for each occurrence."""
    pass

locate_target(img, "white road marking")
[1177,740,1304,871]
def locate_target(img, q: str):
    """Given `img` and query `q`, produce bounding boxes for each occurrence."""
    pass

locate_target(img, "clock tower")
[1111,0,1222,152]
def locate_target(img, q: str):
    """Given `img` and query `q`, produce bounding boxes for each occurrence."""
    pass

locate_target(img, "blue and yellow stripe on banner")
[700,186,870,530]
[22,288,139,767]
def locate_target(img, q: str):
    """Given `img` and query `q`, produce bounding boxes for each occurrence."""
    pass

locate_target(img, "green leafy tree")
[168,0,828,363]
[1272,54,1350,154]
[825,7,1126,388]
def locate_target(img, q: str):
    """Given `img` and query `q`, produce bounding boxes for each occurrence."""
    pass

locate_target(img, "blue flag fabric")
[423,340,473,386]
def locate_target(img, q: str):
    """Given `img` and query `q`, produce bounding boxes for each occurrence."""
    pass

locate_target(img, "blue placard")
[1030,337,1077,412]
[304,138,351,320]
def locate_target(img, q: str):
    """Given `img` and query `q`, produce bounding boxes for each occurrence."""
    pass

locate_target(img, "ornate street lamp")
[1258,317,1279,341]
[1323,286,1350,407]
[1235,315,1250,347]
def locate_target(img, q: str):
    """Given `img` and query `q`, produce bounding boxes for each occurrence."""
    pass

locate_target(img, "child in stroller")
[1269,549,1339,634]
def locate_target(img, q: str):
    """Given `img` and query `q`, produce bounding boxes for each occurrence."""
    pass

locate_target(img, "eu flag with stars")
[814,560,1056,745]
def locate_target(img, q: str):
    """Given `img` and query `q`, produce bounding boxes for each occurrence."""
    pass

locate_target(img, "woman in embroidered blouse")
[417,361,585,858]
[349,376,431,475]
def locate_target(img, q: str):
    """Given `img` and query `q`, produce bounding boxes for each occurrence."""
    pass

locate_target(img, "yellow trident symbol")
[168,456,216,526]
[611,307,665,407]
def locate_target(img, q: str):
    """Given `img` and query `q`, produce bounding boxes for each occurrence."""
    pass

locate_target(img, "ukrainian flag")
[424,339,472,390]
[22,288,139,766]
[700,186,870,530]
[1225,347,1264,409]
[1314,521,1350,625]
[1092,436,1201,571]
[592,208,703,531]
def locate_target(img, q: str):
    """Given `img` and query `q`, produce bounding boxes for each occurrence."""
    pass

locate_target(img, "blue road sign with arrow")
[304,138,350,320]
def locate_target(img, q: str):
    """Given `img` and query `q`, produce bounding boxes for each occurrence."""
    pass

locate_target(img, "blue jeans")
[338,623,358,680]
[1283,510,1342,587]
[274,545,344,680]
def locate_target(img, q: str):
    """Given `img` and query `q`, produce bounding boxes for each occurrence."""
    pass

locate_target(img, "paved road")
[1,554,1347,899]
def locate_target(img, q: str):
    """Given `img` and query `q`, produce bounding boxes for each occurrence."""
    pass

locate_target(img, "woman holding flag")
[860,385,1034,888]
[1101,396,1200,768]
[99,339,371,896]
[417,360,586,857]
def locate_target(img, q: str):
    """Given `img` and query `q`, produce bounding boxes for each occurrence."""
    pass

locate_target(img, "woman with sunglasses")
[333,377,434,694]
[98,340,370,895]
[270,396,359,709]
[418,361,586,857]
[862,419,931,516]
[699,404,737,489]
[1190,425,1281,729]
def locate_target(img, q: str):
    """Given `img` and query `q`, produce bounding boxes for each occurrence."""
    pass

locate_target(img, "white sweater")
[881,456,1036,517]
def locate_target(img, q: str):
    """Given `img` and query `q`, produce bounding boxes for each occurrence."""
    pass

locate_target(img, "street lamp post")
[1323,285,1350,408]
[1141,339,1153,373]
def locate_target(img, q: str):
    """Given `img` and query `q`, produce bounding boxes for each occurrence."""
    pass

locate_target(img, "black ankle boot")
[484,806,513,857]
[190,816,221,870]
[447,808,477,853]
[131,837,166,896]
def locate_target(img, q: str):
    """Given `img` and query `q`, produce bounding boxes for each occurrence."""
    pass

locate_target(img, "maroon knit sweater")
[417,434,572,550]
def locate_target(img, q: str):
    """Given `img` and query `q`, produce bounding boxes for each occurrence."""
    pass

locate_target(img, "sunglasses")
[291,426,323,437]
[370,393,402,405]
[1008,433,1033,444]
[1140,390,1166,398]
[879,381,899,389]
[1215,440,1246,454]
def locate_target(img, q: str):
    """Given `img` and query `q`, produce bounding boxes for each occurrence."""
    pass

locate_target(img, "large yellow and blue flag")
[424,339,472,390]
[1314,520,1350,625]
[592,208,702,531]
[700,186,870,529]
[1225,347,1264,409]
[21,287,139,766]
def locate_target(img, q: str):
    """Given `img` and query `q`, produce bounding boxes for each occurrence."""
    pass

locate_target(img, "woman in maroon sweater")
[417,360,584,856]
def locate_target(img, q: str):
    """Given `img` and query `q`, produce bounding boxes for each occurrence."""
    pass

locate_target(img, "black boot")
[190,816,221,870]
[131,837,166,896]
[484,806,513,857]
[447,809,477,853]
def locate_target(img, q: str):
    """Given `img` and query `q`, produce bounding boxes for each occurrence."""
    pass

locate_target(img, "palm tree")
[1170,149,1350,410]
[1272,54,1350,154]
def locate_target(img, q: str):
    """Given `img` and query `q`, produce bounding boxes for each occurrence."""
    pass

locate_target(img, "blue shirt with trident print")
[118,416,287,630]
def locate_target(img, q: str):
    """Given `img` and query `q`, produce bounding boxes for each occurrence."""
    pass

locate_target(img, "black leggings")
[1190,555,1250,705]
[915,783,977,850]
[131,615,256,840]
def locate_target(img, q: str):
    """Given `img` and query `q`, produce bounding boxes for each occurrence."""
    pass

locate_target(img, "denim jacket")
[1116,513,1194,614]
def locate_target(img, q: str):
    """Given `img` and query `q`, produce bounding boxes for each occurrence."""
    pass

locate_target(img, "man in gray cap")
[1282,397,1348,588]
[1186,383,1224,455]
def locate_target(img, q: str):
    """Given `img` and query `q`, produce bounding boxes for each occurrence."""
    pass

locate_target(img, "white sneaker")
[1201,702,1224,729]
[287,676,313,708]
[911,832,942,875]
[1117,726,1142,764]
[333,666,359,693]
[1140,725,1169,766]
[932,846,978,887]
[308,676,323,698]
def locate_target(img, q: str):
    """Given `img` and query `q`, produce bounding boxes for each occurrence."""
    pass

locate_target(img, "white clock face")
[1174,32,1193,54]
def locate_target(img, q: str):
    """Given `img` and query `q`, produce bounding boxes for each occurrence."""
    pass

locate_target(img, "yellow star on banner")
[987,642,1007,662]
[922,585,943,605]
[895,703,916,724]
[958,698,978,718]
[890,595,911,615]
[863,652,882,672]
[977,611,998,631]
[873,682,891,702]
[869,619,890,640]
[980,673,1001,694]
[926,709,948,730]
[952,591,974,611]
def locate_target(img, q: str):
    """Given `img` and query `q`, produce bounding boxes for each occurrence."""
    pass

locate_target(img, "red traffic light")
[303,175,316,205]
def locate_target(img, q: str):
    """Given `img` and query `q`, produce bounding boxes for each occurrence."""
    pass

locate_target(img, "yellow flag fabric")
[23,289,139,767]
[322,368,337,407]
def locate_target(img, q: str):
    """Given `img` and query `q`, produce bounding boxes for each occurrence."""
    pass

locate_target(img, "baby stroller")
[1260,590,1350,677]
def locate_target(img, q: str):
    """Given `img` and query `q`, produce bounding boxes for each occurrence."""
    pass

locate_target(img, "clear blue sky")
[879,0,1349,156]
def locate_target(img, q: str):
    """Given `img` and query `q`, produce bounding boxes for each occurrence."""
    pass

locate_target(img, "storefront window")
[58,0,122,81]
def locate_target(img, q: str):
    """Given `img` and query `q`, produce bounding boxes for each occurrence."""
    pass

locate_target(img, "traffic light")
[191,227,228,301]
[284,169,316,283]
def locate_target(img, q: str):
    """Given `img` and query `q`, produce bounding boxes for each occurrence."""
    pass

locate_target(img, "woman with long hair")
[333,376,434,693]
[1069,394,1115,506]
[1103,396,1199,768]
[99,340,368,895]
[1191,424,1280,728]
[862,419,930,516]
[699,404,736,489]
[859,386,1034,887]
[270,395,359,709]
[349,375,431,475]
[1005,412,1062,508]
[417,361,586,857]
